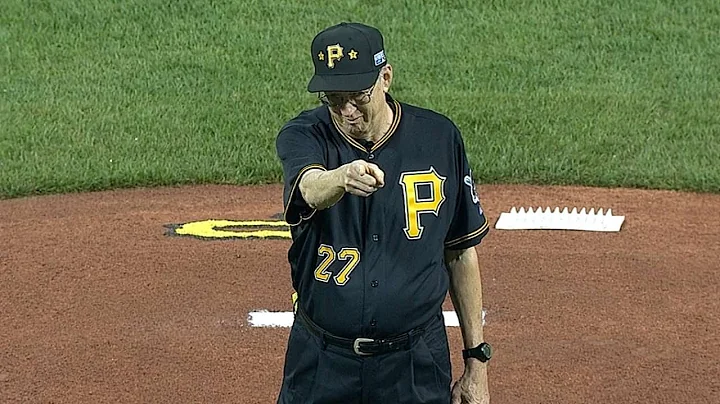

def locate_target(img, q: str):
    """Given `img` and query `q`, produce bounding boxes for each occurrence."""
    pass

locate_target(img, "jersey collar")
[330,93,402,153]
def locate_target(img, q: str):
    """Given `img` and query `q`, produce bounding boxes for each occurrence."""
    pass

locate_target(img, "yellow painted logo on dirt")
[165,219,291,239]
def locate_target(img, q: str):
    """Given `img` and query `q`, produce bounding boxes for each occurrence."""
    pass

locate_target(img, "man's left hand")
[450,359,490,404]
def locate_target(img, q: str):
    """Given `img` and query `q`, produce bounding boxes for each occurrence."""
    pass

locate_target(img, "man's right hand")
[299,160,385,210]
[341,160,385,197]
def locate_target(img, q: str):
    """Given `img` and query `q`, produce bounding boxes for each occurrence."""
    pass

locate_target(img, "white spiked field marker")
[494,206,625,232]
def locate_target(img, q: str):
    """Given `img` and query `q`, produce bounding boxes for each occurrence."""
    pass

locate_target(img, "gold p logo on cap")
[326,44,344,68]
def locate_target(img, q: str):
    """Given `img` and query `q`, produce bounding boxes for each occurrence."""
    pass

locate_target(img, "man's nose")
[340,101,357,116]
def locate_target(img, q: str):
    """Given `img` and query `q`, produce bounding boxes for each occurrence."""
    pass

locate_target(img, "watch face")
[481,343,493,359]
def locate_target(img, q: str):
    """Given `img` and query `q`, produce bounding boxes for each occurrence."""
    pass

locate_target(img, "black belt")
[295,305,430,356]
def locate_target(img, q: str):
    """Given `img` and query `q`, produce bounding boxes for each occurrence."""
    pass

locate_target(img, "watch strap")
[462,342,492,362]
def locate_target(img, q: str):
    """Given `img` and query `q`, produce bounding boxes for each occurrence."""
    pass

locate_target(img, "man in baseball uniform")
[276,22,492,404]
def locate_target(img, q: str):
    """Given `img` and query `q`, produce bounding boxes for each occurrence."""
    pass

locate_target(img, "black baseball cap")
[307,22,387,93]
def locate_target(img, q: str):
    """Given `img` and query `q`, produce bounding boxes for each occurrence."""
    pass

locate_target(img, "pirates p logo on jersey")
[400,167,447,240]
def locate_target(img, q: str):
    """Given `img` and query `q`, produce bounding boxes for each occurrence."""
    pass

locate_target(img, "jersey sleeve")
[276,126,327,226]
[444,130,490,250]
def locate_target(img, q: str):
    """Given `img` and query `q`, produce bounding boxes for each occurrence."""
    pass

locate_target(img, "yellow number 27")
[313,245,360,286]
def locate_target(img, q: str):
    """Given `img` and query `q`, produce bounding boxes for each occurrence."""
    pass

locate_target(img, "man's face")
[323,68,391,138]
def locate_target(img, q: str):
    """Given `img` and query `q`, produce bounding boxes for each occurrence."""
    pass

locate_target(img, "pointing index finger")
[365,163,385,187]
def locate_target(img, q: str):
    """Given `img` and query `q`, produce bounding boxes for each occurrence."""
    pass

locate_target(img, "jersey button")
[368,153,375,160]
[372,234,379,242]
[371,280,379,287]
[370,319,377,327]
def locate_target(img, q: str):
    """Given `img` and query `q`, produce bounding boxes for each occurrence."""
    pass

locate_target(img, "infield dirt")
[1,184,718,403]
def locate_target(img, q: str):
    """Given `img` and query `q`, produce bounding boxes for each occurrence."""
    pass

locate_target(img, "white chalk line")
[247,309,486,328]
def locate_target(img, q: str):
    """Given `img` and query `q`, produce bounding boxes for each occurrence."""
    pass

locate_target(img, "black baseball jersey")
[276,94,489,338]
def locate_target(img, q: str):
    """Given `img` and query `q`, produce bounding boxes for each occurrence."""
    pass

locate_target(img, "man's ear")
[381,64,393,91]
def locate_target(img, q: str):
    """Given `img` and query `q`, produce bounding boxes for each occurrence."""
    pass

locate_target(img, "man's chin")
[343,123,364,135]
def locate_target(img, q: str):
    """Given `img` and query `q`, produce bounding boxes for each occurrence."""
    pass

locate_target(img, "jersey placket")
[361,145,383,337]
[330,98,401,337]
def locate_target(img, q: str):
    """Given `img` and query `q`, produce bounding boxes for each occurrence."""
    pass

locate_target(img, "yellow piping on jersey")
[370,100,402,151]
[444,218,490,248]
[331,100,402,152]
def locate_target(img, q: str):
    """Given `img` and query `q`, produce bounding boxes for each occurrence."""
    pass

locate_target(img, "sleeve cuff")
[283,164,326,226]
[444,218,490,250]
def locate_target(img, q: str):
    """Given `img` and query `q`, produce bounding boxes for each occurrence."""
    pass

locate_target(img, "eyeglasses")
[318,83,376,108]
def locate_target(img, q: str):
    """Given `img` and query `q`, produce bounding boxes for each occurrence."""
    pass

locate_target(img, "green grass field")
[2,0,719,198]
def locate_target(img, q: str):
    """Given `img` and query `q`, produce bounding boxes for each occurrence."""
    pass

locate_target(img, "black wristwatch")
[462,342,493,362]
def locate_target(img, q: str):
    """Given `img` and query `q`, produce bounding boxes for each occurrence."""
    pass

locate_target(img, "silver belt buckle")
[353,337,375,356]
